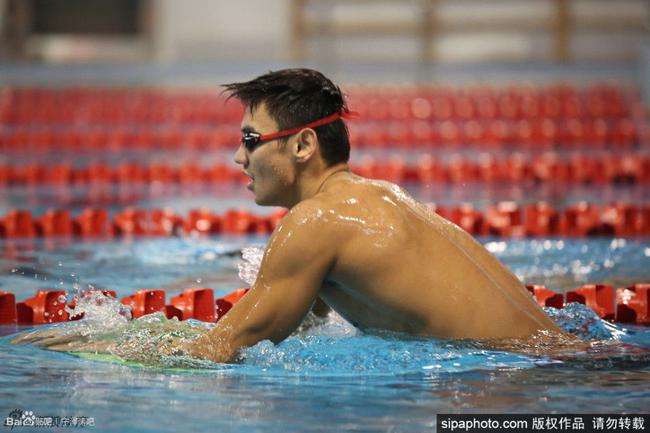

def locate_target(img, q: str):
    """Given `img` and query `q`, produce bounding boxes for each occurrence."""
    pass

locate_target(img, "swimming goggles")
[241,111,356,152]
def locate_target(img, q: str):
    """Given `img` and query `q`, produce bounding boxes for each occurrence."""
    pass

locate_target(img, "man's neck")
[292,162,350,207]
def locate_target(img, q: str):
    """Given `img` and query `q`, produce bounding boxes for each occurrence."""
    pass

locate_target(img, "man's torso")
[295,175,559,339]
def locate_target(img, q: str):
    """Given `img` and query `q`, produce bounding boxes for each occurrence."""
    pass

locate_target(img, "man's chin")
[253,195,271,206]
[253,194,281,207]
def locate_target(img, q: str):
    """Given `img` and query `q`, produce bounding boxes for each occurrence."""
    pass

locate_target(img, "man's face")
[234,103,297,207]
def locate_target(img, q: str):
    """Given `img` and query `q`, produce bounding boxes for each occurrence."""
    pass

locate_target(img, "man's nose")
[234,144,247,166]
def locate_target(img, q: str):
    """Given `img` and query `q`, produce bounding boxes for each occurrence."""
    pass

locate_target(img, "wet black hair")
[223,68,350,166]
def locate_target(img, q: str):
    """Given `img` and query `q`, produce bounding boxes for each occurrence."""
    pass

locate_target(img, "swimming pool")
[1,84,650,432]
[2,226,650,432]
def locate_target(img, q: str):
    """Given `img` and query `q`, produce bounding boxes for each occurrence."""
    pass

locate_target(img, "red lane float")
[3,155,650,186]
[0,291,17,324]
[1,203,650,238]
[67,290,117,320]
[524,202,560,237]
[167,288,215,322]
[526,285,564,309]
[36,210,74,237]
[2,284,648,327]
[68,289,117,308]
[74,208,110,237]
[616,284,650,325]
[0,207,291,238]
[566,284,616,321]
[184,209,222,235]
[1,211,36,238]
[121,289,166,319]
[16,290,69,324]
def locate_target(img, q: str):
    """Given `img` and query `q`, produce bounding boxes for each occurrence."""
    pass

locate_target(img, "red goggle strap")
[257,111,358,142]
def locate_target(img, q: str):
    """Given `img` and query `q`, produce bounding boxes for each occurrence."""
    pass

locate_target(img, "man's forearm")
[186,311,275,363]
[187,329,241,363]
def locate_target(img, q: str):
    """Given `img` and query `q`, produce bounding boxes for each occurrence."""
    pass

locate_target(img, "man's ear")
[293,128,318,163]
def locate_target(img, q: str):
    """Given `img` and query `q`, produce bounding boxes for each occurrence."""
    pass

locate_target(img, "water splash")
[65,289,132,335]
[238,333,547,375]
[108,314,215,368]
[544,303,626,341]
[11,244,642,372]
[51,289,212,367]
[238,246,264,286]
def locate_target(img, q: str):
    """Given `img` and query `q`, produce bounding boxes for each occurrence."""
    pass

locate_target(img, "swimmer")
[14,68,570,362]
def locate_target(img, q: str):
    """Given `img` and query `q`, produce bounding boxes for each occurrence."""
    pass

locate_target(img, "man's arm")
[187,203,336,363]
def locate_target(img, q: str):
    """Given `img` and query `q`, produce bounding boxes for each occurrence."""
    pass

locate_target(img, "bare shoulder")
[331,176,431,219]
[262,199,342,269]
[274,176,428,242]
[271,197,341,246]
[279,197,333,232]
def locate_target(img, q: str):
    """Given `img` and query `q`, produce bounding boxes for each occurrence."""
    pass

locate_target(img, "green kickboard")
[68,351,207,372]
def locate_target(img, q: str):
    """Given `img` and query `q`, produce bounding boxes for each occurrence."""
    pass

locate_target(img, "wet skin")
[185,103,565,363]
[13,102,567,362]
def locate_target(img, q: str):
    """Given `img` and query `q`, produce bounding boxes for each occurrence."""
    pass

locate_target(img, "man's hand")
[11,319,212,368]
[150,328,207,357]
[11,327,116,354]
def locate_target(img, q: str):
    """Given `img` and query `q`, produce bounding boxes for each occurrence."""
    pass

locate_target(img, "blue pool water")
[1,235,650,432]
[1,72,648,431]
[2,144,650,431]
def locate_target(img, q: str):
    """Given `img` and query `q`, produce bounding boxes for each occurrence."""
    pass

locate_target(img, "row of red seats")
[0,127,238,152]
[347,94,632,122]
[345,82,631,103]
[2,83,629,101]
[1,95,632,124]
[0,118,639,151]
[0,161,245,185]
[1,202,650,239]
[2,154,649,186]
[349,118,639,148]
[0,105,243,125]
[1,84,635,124]
[0,89,243,124]
[1,283,647,326]
[0,287,249,325]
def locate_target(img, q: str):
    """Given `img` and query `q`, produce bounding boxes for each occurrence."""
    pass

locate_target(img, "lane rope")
[2,154,650,186]
[0,284,647,326]
[1,202,650,238]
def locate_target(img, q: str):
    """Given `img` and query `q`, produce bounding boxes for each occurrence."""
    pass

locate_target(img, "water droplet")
[58,310,63,316]
[43,312,49,317]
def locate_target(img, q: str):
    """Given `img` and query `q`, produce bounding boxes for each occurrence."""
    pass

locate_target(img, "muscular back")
[304,174,560,339]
